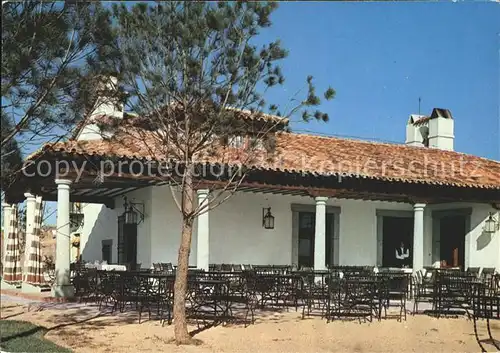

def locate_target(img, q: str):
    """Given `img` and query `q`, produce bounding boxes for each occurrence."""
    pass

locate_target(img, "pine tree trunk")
[173,169,195,344]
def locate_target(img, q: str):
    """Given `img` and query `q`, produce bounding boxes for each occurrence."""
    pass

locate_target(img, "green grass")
[0,320,72,353]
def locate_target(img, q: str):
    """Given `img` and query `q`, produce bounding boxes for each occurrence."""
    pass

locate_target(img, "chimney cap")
[430,108,453,120]
[408,114,428,124]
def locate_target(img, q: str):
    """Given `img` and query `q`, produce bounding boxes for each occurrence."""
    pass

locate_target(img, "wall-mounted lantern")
[69,202,84,233]
[262,207,275,230]
[71,234,81,248]
[484,212,499,234]
[122,196,145,225]
[72,234,81,262]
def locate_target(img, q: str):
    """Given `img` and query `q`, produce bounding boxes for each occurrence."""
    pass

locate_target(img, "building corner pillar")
[1,203,14,272]
[22,193,36,277]
[21,193,42,293]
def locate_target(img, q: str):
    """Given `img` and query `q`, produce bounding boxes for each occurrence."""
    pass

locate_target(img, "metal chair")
[471,278,500,352]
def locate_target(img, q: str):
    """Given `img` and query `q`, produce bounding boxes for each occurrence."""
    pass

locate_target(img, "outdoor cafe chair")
[471,277,500,352]
[377,273,409,322]
[467,267,481,278]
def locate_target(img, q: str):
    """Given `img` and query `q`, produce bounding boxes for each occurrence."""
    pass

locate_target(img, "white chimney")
[77,75,124,141]
[428,108,454,151]
[91,76,124,118]
[405,114,428,147]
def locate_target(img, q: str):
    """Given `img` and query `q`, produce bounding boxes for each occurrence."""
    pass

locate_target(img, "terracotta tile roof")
[33,130,500,190]
[225,107,289,124]
[71,108,288,139]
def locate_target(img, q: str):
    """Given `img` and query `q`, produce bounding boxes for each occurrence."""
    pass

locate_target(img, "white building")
[4,84,500,296]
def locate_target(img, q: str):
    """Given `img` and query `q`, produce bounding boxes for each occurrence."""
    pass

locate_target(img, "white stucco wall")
[337,200,412,265]
[208,192,294,265]
[78,186,499,271]
[79,188,153,267]
[468,206,499,269]
[79,203,118,263]
[148,187,413,267]
[150,187,196,266]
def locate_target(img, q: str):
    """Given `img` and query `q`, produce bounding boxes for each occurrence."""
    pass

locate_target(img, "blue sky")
[254,1,499,160]
[9,1,499,161]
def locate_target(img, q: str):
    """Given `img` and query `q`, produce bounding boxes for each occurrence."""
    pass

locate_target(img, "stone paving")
[1,293,95,312]
[1,294,40,305]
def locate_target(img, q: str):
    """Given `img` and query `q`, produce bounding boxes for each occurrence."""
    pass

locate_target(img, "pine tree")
[0,112,22,186]
[109,2,335,344]
[1,1,117,170]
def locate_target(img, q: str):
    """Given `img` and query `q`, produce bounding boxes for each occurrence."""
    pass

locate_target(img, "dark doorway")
[101,239,113,264]
[382,217,413,267]
[298,212,315,268]
[325,214,334,268]
[117,215,138,268]
[439,215,466,268]
[298,212,334,268]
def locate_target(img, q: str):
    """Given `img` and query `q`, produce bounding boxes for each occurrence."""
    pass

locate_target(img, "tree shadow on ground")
[1,311,27,320]
[40,305,140,330]
[183,305,302,337]
[1,304,23,310]
[2,302,143,343]
[1,311,104,343]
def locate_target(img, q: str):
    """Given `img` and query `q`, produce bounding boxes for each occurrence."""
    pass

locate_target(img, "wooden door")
[298,212,315,268]
[439,215,465,268]
[117,215,138,268]
[325,214,334,267]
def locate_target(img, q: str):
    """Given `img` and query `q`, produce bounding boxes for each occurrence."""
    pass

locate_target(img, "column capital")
[24,192,36,201]
[196,189,210,197]
[413,203,426,210]
[315,196,328,204]
[55,179,72,186]
[2,202,13,209]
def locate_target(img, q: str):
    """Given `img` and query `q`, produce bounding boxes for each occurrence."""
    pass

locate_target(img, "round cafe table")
[85,263,127,271]
[99,264,127,271]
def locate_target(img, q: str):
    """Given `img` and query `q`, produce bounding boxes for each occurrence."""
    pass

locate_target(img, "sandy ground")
[1,297,498,353]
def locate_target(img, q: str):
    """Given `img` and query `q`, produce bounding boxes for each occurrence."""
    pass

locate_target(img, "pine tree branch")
[1,28,75,148]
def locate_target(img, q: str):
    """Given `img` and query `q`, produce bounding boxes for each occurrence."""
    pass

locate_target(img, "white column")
[53,179,74,297]
[314,196,328,271]
[23,193,36,281]
[196,189,210,271]
[2,203,13,268]
[413,203,426,272]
